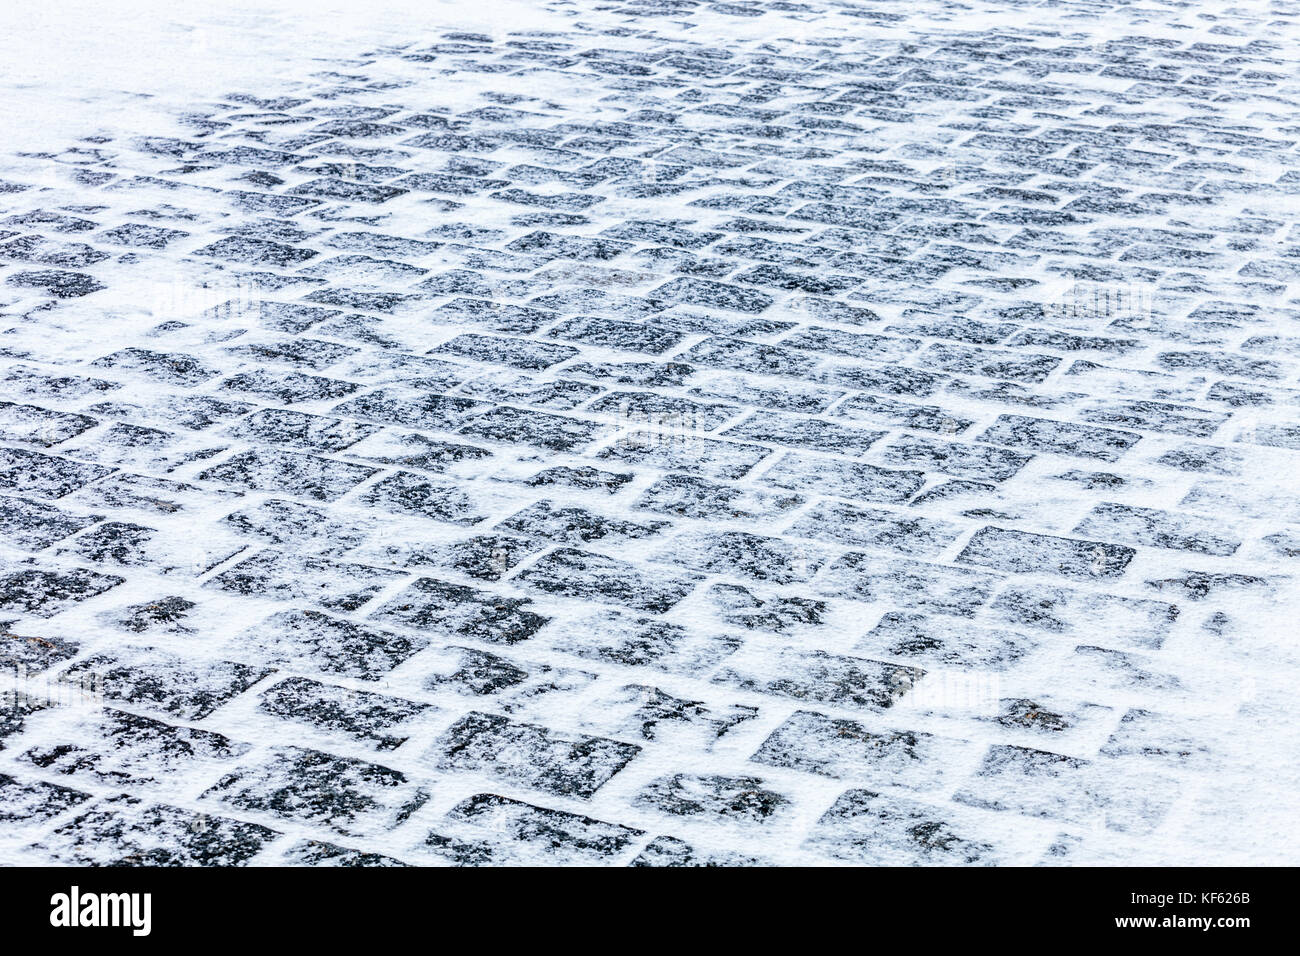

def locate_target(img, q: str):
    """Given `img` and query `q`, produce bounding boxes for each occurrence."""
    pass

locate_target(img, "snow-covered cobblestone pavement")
[1,0,1299,866]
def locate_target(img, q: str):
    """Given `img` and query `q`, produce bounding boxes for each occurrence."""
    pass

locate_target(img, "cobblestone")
[2,0,1298,866]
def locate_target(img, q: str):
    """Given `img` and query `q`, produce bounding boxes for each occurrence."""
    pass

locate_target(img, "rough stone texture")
[1,0,1298,867]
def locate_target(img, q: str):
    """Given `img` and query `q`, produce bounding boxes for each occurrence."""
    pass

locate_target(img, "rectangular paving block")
[0,446,115,498]
[202,746,429,837]
[0,566,123,617]
[632,473,804,522]
[954,744,1178,835]
[1072,502,1241,556]
[431,711,639,798]
[517,547,699,613]
[207,549,405,611]
[956,527,1135,579]
[818,553,1002,617]
[370,576,550,644]
[0,401,97,447]
[713,647,925,711]
[876,435,1034,482]
[635,773,789,823]
[859,611,1036,670]
[20,707,250,789]
[598,432,772,480]
[752,710,967,791]
[35,795,279,866]
[60,648,273,719]
[258,677,434,751]
[806,789,999,865]
[986,583,1179,650]
[788,501,964,557]
[0,494,101,550]
[424,793,644,866]
[198,449,378,501]
[722,412,887,457]
[547,609,742,676]
[976,414,1141,462]
[0,773,92,825]
[761,452,926,502]
[233,608,430,679]
[649,530,829,585]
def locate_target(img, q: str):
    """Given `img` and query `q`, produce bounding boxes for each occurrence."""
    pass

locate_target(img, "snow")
[0,0,1298,866]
